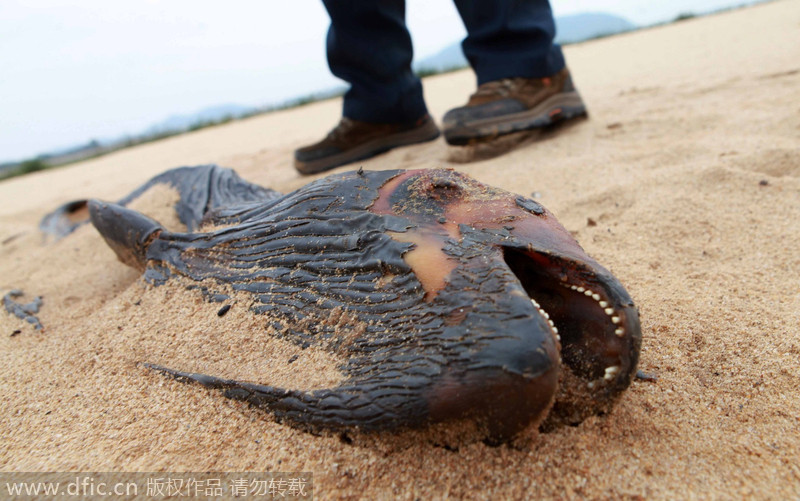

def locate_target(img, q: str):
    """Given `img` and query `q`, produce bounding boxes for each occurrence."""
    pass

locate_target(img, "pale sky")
[0,0,766,163]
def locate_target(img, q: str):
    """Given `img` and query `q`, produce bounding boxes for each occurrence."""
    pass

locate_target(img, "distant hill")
[143,103,256,135]
[555,12,637,44]
[0,104,257,176]
[415,12,636,72]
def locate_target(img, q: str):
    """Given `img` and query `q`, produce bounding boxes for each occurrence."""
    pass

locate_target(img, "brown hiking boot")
[442,68,587,146]
[294,115,440,175]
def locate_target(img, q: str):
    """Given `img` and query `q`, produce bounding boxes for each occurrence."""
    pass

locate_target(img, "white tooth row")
[530,298,560,342]
[603,365,620,381]
[587,365,622,389]
[532,293,622,388]
[561,283,625,337]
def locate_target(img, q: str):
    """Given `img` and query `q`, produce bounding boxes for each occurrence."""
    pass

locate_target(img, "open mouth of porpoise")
[501,246,640,425]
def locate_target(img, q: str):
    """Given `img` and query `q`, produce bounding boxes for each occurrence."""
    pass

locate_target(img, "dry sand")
[1,1,799,498]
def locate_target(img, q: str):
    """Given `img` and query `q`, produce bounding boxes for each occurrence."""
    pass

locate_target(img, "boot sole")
[295,121,441,175]
[443,91,588,146]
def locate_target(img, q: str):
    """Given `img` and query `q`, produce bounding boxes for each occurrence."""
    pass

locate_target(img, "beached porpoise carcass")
[47,165,641,443]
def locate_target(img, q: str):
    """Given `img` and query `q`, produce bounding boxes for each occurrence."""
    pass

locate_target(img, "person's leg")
[443,0,586,146]
[324,0,427,123]
[453,0,564,84]
[294,0,439,175]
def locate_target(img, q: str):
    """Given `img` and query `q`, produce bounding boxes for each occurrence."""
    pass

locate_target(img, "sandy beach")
[1,1,799,498]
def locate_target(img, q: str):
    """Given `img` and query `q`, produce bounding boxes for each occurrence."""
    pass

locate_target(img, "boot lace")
[472,78,517,99]
[470,77,548,101]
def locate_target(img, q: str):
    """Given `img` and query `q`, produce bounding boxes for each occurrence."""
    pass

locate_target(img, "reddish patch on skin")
[443,189,611,295]
[371,170,462,302]
[386,229,457,302]
[369,170,415,215]
[445,196,585,263]
[370,168,604,303]
[377,169,582,260]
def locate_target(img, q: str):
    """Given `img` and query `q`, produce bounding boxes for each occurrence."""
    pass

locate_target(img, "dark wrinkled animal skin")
[49,165,641,443]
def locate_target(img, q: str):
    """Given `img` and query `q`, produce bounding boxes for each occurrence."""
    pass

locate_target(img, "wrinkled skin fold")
[46,165,641,443]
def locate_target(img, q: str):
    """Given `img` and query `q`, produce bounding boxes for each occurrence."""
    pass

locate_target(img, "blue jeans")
[322,0,564,123]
